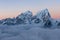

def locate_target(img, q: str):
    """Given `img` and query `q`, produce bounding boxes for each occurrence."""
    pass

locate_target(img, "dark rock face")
[16,17,26,24]
[0,20,3,24]
[57,22,60,26]
[2,18,16,25]
[44,19,52,28]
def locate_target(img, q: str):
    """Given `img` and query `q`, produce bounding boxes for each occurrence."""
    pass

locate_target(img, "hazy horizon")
[0,0,60,19]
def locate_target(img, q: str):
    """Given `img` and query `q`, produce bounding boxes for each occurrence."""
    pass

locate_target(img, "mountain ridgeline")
[0,8,60,28]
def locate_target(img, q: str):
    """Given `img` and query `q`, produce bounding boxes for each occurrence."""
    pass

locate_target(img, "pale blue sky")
[0,0,60,19]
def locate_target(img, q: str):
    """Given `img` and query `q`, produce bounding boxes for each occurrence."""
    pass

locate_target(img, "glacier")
[0,8,60,40]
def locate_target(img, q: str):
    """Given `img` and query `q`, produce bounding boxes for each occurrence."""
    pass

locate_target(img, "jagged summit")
[34,8,51,22]
[16,10,32,19]
[16,10,33,24]
[36,8,51,19]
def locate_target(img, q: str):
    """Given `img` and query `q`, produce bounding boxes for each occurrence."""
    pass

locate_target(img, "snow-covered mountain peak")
[17,10,32,19]
[36,8,51,19]
[41,8,48,12]
[23,10,32,14]
[16,10,33,24]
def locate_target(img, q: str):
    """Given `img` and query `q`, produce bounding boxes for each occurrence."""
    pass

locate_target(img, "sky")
[0,0,60,19]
